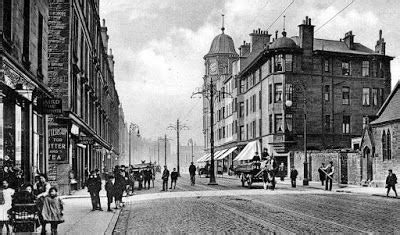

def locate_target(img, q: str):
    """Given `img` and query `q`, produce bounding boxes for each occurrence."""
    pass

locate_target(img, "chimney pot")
[379,29,382,40]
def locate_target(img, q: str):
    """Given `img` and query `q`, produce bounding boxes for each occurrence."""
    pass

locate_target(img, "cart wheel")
[247,175,253,189]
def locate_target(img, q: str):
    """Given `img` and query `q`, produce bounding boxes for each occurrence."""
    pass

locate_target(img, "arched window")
[387,130,391,160]
[382,130,386,160]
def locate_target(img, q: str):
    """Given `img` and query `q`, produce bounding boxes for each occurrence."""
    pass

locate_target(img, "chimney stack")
[249,29,271,54]
[108,48,115,74]
[239,41,251,57]
[298,16,314,57]
[101,19,109,53]
[375,29,386,55]
[343,31,355,50]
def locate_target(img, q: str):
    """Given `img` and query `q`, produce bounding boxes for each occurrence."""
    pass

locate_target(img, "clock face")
[209,60,218,75]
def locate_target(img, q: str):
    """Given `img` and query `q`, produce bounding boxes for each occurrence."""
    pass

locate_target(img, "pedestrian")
[290,166,298,188]
[87,170,102,211]
[386,169,398,198]
[161,166,170,191]
[318,163,326,186]
[34,173,51,198]
[252,152,261,169]
[278,162,286,181]
[0,179,14,233]
[105,175,116,212]
[262,166,270,190]
[189,162,196,186]
[144,166,152,190]
[323,161,334,191]
[40,187,64,234]
[170,168,178,189]
[114,169,126,209]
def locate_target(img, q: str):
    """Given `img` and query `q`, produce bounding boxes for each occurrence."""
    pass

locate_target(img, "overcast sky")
[99,0,400,147]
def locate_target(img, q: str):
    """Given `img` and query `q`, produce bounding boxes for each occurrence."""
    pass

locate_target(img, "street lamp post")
[128,123,140,166]
[285,81,309,186]
[188,138,194,162]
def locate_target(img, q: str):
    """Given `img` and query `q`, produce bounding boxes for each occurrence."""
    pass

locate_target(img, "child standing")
[41,187,64,234]
[105,175,116,212]
[0,180,14,233]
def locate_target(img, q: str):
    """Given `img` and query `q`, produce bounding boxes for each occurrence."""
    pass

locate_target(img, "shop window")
[362,88,370,106]
[342,61,351,76]
[342,87,350,105]
[274,83,283,103]
[362,61,370,77]
[342,115,350,134]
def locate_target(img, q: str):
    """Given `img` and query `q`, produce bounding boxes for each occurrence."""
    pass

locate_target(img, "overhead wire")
[315,0,356,33]
[266,0,295,30]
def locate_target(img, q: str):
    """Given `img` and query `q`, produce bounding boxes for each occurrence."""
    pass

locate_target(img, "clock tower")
[202,16,238,151]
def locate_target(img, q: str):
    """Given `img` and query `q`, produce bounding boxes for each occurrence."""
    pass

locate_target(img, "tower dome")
[269,31,298,50]
[205,32,238,57]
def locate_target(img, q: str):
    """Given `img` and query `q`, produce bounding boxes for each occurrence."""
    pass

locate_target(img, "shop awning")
[216,147,237,160]
[196,153,210,163]
[203,149,227,162]
[233,141,261,161]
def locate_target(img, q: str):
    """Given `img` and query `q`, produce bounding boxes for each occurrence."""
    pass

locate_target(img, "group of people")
[318,161,335,191]
[0,173,64,234]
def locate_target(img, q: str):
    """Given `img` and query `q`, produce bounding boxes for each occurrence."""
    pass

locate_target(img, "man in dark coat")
[323,161,334,191]
[105,175,116,212]
[189,162,196,186]
[290,166,298,188]
[87,171,102,211]
[386,169,398,198]
[161,166,170,191]
[144,166,152,190]
[318,163,326,186]
[170,168,178,189]
[252,152,261,169]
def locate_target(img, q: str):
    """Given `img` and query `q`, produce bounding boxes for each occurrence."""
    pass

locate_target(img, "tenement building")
[48,0,120,193]
[0,0,53,182]
[202,16,393,176]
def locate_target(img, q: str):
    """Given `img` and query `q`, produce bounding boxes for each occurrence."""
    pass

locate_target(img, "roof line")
[376,80,400,117]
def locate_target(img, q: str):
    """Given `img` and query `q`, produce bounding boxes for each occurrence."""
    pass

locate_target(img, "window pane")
[324,85,330,101]
[275,114,283,133]
[372,88,378,106]
[362,61,370,77]
[274,83,283,102]
[342,87,350,105]
[342,115,350,134]
[325,115,331,132]
[324,59,329,72]
[285,114,293,132]
[362,88,370,106]
[275,55,283,72]
[285,54,293,72]
[342,62,350,75]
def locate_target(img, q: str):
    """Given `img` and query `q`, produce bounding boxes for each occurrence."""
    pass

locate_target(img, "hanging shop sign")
[48,124,69,163]
[79,136,94,145]
[40,98,63,114]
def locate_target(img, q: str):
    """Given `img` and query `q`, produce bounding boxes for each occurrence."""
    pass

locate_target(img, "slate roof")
[291,36,377,55]
[371,81,400,125]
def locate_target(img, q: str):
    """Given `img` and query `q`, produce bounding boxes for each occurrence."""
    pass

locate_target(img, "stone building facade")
[0,0,53,182]
[48,0,121,193]
[202,16,393,179]
[361,81,400,186]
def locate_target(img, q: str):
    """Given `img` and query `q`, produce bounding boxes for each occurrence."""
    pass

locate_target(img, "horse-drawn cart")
[234,162,263,188]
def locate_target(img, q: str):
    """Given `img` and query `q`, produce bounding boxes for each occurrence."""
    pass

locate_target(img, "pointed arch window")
[387,130,391,160]
[382,130,386,160]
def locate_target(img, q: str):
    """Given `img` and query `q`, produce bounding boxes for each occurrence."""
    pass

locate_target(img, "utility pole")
[128,123,140,165]
[158,134,171,166]
[188,138,194,163]
[167,120,189,177]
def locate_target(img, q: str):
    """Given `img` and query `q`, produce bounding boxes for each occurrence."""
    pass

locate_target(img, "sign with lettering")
[48,164,57,181]
[48,125,69,163]
[79,136,94,145]
[40,98,62,114]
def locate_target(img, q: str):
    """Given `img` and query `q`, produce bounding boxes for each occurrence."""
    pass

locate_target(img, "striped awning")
[215,147,237,160]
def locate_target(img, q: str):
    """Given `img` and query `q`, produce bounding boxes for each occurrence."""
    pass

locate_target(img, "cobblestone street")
[112,175,400,233]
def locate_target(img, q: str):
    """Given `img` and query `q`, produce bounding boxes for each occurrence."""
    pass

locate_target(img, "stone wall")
[292,150,362,185]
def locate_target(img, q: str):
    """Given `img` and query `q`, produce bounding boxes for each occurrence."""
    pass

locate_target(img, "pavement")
[56,174,397,234]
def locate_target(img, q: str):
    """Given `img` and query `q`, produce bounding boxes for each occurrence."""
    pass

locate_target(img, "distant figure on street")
[105,175,116,212]
[40,187,64,234]
[323,161,334,191]
[252,152,261,169]
[161,166,170,191]
[318,163,326,186]
[144,166,152,190]
[278,162,286,181]
[290,166,298,188]
[261,148,269,161]
[189,162,196,186]
[170,168,178,189]
[386,169,398,198]
[87,170,102,211]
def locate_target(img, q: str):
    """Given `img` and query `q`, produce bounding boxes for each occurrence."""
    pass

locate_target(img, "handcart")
[9,203,40,232]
